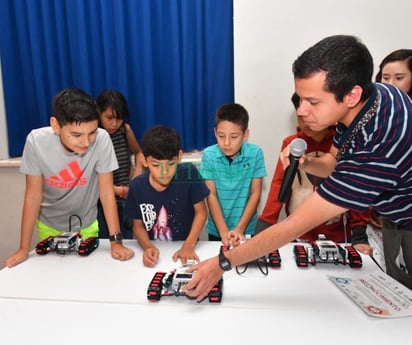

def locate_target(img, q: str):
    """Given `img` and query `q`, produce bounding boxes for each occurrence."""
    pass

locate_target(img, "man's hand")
[5,248,29,268]
[183,256,223,302]
[172,245,199,265]
[279,144,308,171]
[110,242,134,261]
[353,243,373,256]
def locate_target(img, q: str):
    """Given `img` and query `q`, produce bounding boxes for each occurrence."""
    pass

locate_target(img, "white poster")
[329,272,412,318]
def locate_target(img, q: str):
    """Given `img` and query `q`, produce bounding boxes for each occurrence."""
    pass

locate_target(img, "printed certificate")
[329,272,412,318]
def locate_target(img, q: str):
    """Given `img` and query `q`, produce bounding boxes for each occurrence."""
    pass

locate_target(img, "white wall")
[233,0,412,214]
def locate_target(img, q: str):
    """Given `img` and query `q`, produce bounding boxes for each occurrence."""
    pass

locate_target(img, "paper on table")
[328,272,412,318]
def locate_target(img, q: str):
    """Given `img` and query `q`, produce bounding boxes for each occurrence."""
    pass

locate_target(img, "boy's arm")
[133,218,155,250]
[205,180,230,239]
[125,123,144,178]
[5,174,43,267]
[233,177,263,235]
[172,199,208,264]
[98,172,134,260]
[132,219,159,267]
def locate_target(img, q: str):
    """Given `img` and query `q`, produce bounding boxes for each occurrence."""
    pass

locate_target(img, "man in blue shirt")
[184,35,412,301]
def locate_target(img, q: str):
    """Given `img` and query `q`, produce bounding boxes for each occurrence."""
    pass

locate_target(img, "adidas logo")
[45,160,87,188]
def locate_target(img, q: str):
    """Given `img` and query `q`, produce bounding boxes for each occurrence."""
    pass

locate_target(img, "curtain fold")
[0,0,234,157]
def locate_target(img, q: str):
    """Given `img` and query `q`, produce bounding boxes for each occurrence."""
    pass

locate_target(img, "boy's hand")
[226,231,244,247]
[5,248,29,268]
[110,242,134,261]
[173,245,199,265]
[143,246,159,267]
[219,230,231,246]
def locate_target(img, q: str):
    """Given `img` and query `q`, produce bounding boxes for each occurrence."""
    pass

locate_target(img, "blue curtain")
[0,0,234,157]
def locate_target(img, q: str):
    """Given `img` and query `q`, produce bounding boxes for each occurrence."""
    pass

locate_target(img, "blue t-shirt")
[125,162,210,241]
[200,142,267,237]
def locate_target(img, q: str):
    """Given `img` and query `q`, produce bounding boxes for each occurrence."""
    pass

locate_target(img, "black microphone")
[278,138,307,203]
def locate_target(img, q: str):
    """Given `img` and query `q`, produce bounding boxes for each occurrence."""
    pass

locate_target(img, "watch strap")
[218,251,232,271]
[109,232,123,242]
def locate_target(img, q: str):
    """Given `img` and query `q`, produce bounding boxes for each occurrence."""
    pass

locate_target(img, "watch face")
[110,232,123,241]
[219,252,231,271]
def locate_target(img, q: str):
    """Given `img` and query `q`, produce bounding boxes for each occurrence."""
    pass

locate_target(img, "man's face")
[214,120,248,159]
[52,118,98,155]
[294,72,349,130]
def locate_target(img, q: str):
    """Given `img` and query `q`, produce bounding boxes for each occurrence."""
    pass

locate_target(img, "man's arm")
[184,192,347,301]
[98,172,134,260]
[5,174,43,267]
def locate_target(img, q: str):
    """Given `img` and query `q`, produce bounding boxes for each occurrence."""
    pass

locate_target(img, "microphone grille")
[290,138,307,156]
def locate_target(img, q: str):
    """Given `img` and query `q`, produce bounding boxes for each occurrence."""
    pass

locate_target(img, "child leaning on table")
[125,125,210,267]
[200,103,267,245]
[5,87,134,268]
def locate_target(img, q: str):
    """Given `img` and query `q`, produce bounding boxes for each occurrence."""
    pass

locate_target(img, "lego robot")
[35,215,99,256]
[147,260,223,303]
[293,234,362,268]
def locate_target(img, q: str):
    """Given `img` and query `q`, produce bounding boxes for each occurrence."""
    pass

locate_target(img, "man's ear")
[50,116,60,133]
[346,85,363,108]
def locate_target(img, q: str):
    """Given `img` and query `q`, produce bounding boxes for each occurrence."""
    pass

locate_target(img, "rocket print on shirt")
[140,204,173,240]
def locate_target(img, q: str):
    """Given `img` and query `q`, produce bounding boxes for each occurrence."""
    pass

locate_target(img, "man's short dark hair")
[141,125,182,160]
[292,35,374,102]
[53,87,99,126]
[214,103,249,132]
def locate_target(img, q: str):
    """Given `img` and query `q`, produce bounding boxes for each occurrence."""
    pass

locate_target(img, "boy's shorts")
[36,219,99,240]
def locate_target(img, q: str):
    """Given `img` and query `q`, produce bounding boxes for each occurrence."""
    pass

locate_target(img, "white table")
[0,240,409,345]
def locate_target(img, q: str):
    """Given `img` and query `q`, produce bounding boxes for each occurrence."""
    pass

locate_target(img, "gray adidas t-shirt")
[20,127,118,230]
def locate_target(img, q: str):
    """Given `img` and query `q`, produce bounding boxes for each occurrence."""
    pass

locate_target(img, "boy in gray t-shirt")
[5,88,134,268]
